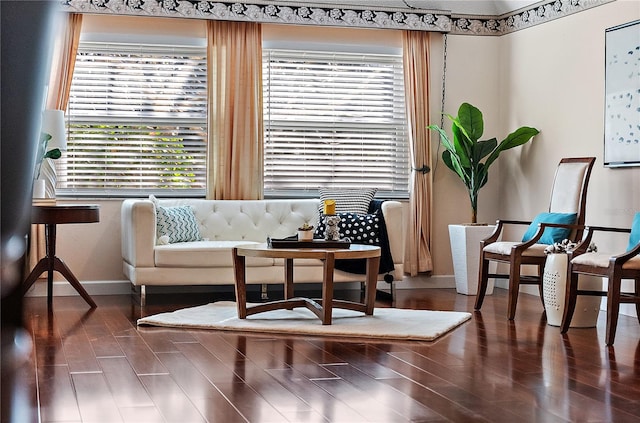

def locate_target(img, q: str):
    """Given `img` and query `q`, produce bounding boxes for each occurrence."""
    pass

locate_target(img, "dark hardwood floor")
[11,286,640,422]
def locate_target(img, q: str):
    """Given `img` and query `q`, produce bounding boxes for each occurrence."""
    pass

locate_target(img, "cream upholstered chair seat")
[475,157,596,320]
[561,213,640,346]
[571,252,640,270]
[482,242,548,257]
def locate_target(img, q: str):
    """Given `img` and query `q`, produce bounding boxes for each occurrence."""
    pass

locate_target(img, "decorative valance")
[62,0,613,35]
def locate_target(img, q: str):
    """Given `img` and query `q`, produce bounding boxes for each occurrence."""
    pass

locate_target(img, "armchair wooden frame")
[561,225,640,346]
[475,157,596,320]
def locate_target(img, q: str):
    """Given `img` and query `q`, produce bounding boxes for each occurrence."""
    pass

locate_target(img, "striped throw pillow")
[319,188,377,215]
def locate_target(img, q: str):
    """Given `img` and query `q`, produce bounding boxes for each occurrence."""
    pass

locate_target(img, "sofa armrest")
[381,201,404,269]
[121,199,156,267]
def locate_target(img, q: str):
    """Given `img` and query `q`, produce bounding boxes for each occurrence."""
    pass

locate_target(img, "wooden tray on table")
[267,236,351,249]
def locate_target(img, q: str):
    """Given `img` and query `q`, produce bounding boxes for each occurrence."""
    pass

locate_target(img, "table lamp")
[35,109,67,198]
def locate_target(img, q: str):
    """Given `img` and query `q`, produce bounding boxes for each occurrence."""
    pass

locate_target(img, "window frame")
[261,45,410,200]
[58,40,208,198]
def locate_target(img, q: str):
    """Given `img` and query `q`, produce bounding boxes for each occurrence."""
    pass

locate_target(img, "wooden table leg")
[53,257,97,308]
[364,255,380,315]
[232,248,247,319]
[284,258,294,300]
[321,251,335,325]
[284,258,295,310]
[22,259,49,297]
[45,223,56,306]
[22,223,97,308]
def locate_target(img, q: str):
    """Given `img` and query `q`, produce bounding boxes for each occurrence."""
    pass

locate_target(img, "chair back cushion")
[549,161,592,218]
[627,212,640,252]
[522,212,577,245]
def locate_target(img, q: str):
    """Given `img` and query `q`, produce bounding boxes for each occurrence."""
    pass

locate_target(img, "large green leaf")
[472,138,497,163]
[442,150,470,187]
[485,126,540,168]
[457,103,483,142]
[44,148,62,160]
[427,124,455,153]
[451,123,472,168]
[474,163,489,191]
[428,124,450,147]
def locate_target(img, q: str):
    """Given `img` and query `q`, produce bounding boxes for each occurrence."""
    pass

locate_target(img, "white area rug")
[137,301,472,342]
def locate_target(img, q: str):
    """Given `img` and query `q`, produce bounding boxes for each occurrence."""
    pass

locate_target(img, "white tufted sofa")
[121,198,404,303]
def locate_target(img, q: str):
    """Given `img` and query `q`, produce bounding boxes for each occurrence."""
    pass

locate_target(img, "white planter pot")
[33,178,46,198]
[542,253,601,327]
[297,230,313,241]
[449,224,496,295]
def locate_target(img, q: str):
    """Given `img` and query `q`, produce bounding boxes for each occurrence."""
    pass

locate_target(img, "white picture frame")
[604,20,640,167]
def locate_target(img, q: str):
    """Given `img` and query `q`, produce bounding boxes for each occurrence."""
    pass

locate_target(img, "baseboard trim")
[24,276,637,318]
[24,275,457,298]
[24,280,132,297]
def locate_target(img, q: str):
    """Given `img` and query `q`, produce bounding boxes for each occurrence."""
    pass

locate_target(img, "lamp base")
[34,159,56,198]
[32,179,46,198]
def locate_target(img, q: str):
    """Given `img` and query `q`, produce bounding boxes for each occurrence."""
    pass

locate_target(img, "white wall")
[36,2,640,298]
[428,32,502,276]
[499,1,640,229]
[494,1,640,306]
[428,1,640,282]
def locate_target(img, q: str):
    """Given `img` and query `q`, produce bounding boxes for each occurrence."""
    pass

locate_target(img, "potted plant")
[428,102,539,224]
[428,102,539,294]
[297,223,314,241]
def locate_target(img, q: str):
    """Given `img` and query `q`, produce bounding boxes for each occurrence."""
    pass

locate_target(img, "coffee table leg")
[364,256,380,315]
[232,248,247,319]
[284,258,294,300]
[321,251,335,325]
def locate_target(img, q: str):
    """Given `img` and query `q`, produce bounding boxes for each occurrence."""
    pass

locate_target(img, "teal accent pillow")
[521,212,577,245]
[627,212,640,252]
[156,205,203,244]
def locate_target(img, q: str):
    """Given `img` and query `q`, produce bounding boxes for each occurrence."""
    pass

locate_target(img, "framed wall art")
[604,19,640,167]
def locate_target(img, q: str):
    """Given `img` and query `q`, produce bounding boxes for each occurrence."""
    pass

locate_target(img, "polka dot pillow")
[314,211,381,244]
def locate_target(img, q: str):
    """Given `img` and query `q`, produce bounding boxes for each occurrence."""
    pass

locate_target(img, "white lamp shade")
[41,109,67,151]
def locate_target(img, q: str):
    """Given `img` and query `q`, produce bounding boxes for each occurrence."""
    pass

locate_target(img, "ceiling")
[273,1,541,16]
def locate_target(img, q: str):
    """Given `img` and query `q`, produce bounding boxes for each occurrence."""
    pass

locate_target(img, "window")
[262,48,410,198]
[59,42,207,197]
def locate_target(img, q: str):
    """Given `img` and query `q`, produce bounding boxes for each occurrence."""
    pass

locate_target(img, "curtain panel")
[30,13,83,271]
[207,20,264,200]
[402,30,433,276]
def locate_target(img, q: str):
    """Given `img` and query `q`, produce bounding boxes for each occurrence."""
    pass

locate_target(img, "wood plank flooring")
[11,287,640,422]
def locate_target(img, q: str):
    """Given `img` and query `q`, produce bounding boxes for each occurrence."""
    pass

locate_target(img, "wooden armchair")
[561,213,640,346]
[475,157,596,320]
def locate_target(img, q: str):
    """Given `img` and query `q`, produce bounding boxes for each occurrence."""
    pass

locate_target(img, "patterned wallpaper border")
[62,0,614,35]
[452,0,614,35]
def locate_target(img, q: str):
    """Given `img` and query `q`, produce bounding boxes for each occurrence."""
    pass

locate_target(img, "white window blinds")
[59,42,207,196]
[262,49,410,198]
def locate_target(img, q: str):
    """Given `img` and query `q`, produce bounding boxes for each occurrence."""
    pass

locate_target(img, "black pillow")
[314,209,395,275]
[314,211,380,244]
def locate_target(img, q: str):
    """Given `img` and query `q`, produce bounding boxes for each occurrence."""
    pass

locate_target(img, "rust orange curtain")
[30,13,82,271]
[402,30,433,275]
[206,20,263,200]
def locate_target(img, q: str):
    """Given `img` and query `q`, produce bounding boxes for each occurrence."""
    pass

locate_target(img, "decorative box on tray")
[267,236,351,249]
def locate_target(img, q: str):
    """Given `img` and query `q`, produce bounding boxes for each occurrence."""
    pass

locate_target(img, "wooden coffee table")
[232,243,381,325]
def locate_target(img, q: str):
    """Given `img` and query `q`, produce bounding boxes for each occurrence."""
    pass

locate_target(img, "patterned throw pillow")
[319,187,377,215]
[155,205,203,244]
[314,211,381,244]
[149,196,202,244]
